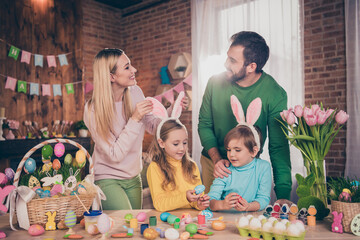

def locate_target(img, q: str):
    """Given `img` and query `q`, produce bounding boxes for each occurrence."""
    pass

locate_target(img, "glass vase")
[303,157,328,207]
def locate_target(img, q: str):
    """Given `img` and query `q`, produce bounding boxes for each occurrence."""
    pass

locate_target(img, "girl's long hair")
[86,48,132,143]
[148,119,197,191]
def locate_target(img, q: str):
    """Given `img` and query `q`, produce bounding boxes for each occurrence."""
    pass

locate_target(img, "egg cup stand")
[11,138,96,228]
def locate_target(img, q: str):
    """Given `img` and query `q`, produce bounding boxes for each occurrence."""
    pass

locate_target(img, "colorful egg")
[211,220,226,231]
[75,150,86,168]
[97,213,111,234]
[28,176,41,188]
[164,228,179,240]
[185,223,198,234]
[87,224,99,235]
[64,153,73,165]
[5,168,15,181]
[54,143,65,157]
[339,192,352,202]
[194,184,205,195]
[52,159,61,170]
[65,210,77,228]
[41,145,53,159]
[137,212,147,222]
[0,173,7,185]
[143,228,159,240]
[77,184,87,195]
[24,158,36,174]
[28,224,45,236]
[124,213,133,223]
[200,209,213,220]
[160,212,171,222]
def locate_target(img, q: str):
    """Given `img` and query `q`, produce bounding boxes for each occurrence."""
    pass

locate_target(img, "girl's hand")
[186,190,201,203]
[181,96,189,110]
[235,195,249,211]
[197,194,210,210]
[221,192,239,210]
[131,100,153,122]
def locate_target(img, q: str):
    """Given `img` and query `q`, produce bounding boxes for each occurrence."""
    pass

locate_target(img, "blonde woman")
[84,48,161,210]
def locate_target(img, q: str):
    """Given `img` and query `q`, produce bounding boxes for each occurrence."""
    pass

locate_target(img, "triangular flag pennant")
[53,84,62,96]
[183,74,192,86]
[163,89,174,104]
[42,84,51,96]
[30,83,39,95]
[65,83,74,94]
[8,46,20,60]
[84,82,93,94]
[58,54,68,66]
[173,82,184,93]
[21,50,31,64]
[34,54,44,67]
[5,77,17,91]
[154,95,162,102]
[47,55,57,67]
[17,80,27,93]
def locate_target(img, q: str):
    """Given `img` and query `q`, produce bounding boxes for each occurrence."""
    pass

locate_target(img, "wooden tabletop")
[1,209,359,239]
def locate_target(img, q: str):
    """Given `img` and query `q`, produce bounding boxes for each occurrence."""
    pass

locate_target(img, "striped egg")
[64,210,77,228]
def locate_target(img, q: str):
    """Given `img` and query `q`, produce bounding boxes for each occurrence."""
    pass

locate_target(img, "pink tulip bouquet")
[278,104,349,206]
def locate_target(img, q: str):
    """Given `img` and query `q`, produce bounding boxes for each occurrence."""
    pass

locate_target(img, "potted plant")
[75,120,88,137]
[175,66,187,78]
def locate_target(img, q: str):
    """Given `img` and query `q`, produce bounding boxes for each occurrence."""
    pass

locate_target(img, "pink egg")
[137,212,147,222]
[28,224,45,236]
[54,143,65,157]
[97,213,110,234]
[339,192,351,202]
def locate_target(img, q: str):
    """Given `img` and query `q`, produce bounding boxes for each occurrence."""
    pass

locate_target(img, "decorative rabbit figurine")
[332,211,343,233]
[45,211,57,230]
[41,173,63,186]
[64,168,80,191]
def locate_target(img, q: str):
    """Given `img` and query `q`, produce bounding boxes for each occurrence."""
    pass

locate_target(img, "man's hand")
[213,159,231,178]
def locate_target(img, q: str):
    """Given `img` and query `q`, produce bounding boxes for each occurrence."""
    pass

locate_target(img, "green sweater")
[198,71,292,200]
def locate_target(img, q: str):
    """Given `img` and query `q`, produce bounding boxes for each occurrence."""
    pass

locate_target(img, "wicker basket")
[13,138,96,225]
[331,200,360,233]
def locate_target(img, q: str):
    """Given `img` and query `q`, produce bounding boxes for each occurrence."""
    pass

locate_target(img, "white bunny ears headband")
[230,95,262,149]
[146,91,185,140]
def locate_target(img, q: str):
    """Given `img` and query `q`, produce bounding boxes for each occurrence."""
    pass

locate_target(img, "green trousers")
[95,174,142,210]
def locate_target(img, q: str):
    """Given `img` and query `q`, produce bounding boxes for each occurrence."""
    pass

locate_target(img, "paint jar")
[84,210,102,231]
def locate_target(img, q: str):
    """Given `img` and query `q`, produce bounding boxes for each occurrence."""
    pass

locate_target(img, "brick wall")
[303,0,346,177]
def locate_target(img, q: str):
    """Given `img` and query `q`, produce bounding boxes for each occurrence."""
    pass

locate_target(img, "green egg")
[41,145,53,159]
[124,213,133,223]
[64,153,73,165]
[185,223,198,234]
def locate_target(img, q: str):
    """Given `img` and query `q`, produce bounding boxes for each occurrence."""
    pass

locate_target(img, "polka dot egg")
[41,145,53,159]
[24,158,36,174]
[54,143,65,157]
[64,210,77,228]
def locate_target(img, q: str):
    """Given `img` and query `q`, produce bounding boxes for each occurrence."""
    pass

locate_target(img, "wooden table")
[1,209,359,239]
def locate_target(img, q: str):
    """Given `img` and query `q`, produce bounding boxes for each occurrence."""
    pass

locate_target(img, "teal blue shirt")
[208,158,271,211]
[198,71,292,199]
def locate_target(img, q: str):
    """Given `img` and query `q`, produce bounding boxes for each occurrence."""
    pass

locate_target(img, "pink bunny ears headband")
[146,91,185,140]
[230,95,262,149]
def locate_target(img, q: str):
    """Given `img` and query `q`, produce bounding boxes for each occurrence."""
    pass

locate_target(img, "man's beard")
[230,66,247,83]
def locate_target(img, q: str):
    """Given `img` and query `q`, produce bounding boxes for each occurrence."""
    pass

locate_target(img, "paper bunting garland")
[58,54,68,66]
[47,55,57,68]
[34,54,43,67]
[53,84,62,96]
[17,80,27,93]
[8,46,20,60]
[21,50,31,64]
[163,89,174,104]
[84,82,93,94]
[5,77,17,91]
[65,83,74,94]
[42,84,51,96]
[30,83,39,95]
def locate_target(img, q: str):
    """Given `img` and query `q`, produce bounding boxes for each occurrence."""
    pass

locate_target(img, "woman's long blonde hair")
[148,119,197,191]
[86,48,133,143]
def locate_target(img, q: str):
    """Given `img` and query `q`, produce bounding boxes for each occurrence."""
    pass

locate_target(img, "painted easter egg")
[124,213,133,223]
[75,150,86,168]
[24,158,36,174]
[0,173,7,185]
[77,184,87,195]
[41,145,53,159]
[54,143,65,157]
[28,224,45,236]
[339,192,352,202]
[164,228,179,240]
[185,223,198,234]
[97,213,111,234]
[65,210,77,228]
[194,184,205,195]
[211,220,226,231]
[28,176,41,189]
[52,159,61,170]
[64,153,73,165]
[180,231,190,240]
[137,212,147,222]
[87,224,99,235]
[143,228,159,240]
[160,212,171,222]
[5,167,15,181]
[200,209,213,220]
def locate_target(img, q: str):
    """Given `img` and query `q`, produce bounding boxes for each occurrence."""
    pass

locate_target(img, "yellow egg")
[343,188,351,194]
[211,220,226,231]
[75,150,86,167]
[143,228,159,240]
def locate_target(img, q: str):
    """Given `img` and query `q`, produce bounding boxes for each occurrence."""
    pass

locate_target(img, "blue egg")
[160,212,171,222]
[194,184,205,195]
[200,209,213,220]
[24,158,36,174]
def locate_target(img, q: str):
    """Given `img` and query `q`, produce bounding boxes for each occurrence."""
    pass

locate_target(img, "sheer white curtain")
[191,0,304,202]
[344,0,360,178]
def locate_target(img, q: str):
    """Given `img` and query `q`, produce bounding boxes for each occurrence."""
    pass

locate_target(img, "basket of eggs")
[11,138,99,229]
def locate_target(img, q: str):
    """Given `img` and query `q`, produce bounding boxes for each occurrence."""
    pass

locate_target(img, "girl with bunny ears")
[208,96,271,212]
[146,92,210,212]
